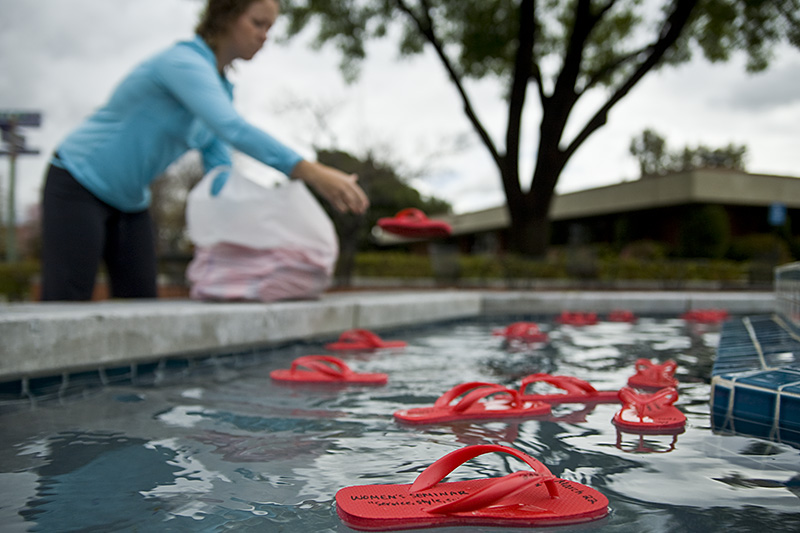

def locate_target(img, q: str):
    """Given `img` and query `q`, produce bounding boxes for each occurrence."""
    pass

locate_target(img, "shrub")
[0,261,39,301]
[354,252,433,278]
[726,233,791,263]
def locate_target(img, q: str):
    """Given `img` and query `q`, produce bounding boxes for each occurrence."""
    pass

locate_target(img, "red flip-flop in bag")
[325,329,407,351]
[627,358,679,390]
[394,382,550,424]
[377,208,452,239]
[612,386,686,434]
[519,373,620,404]
[335,444,609,531]
[492,322,548,343]
[270,355,388,385]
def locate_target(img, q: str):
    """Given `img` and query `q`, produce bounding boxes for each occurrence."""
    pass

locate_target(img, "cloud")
[723,59,800,111]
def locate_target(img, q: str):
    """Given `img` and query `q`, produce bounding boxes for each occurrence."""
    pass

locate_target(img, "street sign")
[0,148,40,156]
[769,202,787,227]
[0,111,42,128]
[1,129,25,148]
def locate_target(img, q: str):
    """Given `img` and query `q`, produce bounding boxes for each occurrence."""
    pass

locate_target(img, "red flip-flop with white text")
[336,444,609,531]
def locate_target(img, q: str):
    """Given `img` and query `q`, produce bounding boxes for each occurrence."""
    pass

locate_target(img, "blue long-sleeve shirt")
[54,35,303,212]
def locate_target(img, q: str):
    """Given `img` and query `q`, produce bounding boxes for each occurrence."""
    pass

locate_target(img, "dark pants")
[40,164,158,301]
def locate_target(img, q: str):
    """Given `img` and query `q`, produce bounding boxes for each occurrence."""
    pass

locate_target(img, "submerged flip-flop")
[325,329,407,351]
[394,382,551,424]
[492,322,549,343]
[335,444,609,531]
[270,355,388,385]
[612,386,686,433]
[377,208,452,239]
[627,358,679,390]
[519,373,620,404]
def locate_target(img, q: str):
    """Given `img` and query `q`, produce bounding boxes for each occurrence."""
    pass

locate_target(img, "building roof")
[375,169,800,242]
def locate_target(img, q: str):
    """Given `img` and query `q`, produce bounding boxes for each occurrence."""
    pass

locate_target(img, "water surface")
[0,316,798,532]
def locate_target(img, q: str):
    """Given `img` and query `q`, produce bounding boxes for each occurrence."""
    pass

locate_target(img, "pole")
[0,111,42,263]
[6,145,17,262]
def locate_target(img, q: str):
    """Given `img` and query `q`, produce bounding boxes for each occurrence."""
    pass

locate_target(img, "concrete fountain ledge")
[0,290,774,382]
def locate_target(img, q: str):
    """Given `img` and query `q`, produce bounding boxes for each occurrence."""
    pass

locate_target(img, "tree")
[629,129,669,177]
[281,0,799,256]
[630,128,747,176]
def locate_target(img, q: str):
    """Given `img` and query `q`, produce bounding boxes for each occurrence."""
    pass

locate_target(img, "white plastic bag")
[185,166,339,301]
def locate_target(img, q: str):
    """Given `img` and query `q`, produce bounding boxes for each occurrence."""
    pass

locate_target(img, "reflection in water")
[615,428,681,454]
[1,316,799,532]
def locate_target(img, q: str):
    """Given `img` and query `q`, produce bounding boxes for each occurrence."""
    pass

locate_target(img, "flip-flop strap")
[433,382,504,408]
[619,386,678,417]
[520,373,598,396]
[641,387,679,409]
[425,471,550,514]
[395,208,427,221]
[409,444,558,499]
[432,383,519,413]
[290,355,351,378]
[506,322,540,336]
[634,359,676,382]
[451,386,519,413]
[339,329,382,347]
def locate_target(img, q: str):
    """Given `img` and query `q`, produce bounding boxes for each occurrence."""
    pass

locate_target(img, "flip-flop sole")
[270,369,387,385]
[394,400,551,424]
[612,406,686,433]
[336,476,608,531]
[522,391,620,404]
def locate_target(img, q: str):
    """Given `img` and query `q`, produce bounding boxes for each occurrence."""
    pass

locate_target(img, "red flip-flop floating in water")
[612,386,686,434]
[335,444,609,531]
[492,322,549,343]
[394,382,551,424]
[681,308,729,324]
[325,329,407,351]
[555,311,598,326]
[627,358,679,390]
[519,373,620,404]
[269,355,388,385]
[377,208,452,239]
[607,309,637,323]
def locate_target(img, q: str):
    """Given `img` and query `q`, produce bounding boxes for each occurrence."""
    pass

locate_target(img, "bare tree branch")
[563,0,698,162]
[393,0,502,168]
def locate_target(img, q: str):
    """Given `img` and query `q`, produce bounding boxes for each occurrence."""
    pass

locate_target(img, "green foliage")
[630,128,747,176]
[354,252,434,278]
[691,0,800,72]
[351,251,749,284]
[0,261,38,301]
[726,233,792,263]
[677,205,731,259]
[620,240,669,261]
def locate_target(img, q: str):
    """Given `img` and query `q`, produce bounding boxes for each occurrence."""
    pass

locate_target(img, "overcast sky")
[1,0,799,220]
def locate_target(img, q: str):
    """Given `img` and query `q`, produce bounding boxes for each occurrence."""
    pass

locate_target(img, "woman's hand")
[291,160,369,214]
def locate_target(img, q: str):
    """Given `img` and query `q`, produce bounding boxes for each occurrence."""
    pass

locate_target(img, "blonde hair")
[195,0,278,51]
